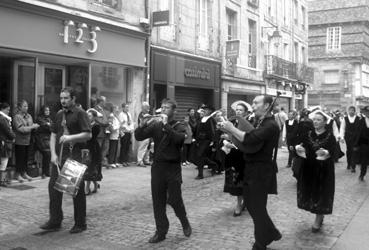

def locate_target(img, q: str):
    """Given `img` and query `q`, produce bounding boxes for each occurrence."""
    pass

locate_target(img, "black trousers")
[287,145,295,166]
[196,140,217,176]
[346,140,354,168]
[119,133,131,163]
[244,179,279,247]
[181,144,191,163]
[108,140,118,164]
[15,145,29,174]
[48,162,86,226]
[40,150,51,176]
[151,163,187,234]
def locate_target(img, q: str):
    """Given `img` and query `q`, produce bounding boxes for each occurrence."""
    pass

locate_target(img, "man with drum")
[40,87,92,234]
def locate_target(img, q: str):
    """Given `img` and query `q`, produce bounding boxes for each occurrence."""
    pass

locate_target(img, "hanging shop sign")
[152,10,170,27]
[226,40,240,58]
[59,20,101,53]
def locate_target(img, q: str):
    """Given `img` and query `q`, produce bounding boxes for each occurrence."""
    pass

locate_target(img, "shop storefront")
[221,76,264,116]
[151,47,221,120]
[0,1,147,119]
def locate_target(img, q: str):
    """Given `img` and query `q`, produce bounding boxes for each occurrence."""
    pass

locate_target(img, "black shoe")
[252,242,266,250]
[181,217,192,237]
[359,175,365,181]
[265,229,282,245]
[286,165,291,168]
[311,226,321,233]
[40,221,61,231]
[195,175,204,180]
[351,168,356,173]
[148,232,166,243]
[69,224,87,234]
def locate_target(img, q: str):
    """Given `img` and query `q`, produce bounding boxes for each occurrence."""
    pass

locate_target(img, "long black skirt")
[223,149,245,196]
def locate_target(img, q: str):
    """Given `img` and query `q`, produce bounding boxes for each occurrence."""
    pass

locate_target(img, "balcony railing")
[265,55,297,80]
[296,63,314,84]
[248,55,256,68]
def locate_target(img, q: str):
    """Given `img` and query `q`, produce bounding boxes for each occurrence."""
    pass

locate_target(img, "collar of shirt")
[347,115,356,123]
[63,105,78,114]
[288,120,294,125]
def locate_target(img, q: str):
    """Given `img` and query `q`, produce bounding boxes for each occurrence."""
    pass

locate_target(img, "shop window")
[90,63,127,109]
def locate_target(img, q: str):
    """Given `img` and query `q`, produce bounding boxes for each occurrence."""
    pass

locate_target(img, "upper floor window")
[301,6,306,30]
[326,27,341,51]
[226,9,237,40]
[159,0,175,42]
[293,0,298,25]
[198,0,209,50]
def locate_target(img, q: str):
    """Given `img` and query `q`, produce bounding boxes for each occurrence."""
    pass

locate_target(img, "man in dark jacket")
[219,95,281,250]
[134,98,191,243]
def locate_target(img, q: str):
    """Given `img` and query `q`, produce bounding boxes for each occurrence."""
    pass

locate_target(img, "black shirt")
[51,105,91,161]
[134,120,186,164]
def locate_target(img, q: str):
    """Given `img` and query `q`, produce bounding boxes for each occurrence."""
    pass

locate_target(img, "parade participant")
[40,87,91,234]
[194,105,217,179]
[84,109,102,194]
[134,98,191,243]
[13,100,39,182]
[0,102,15,187]
[354,106,369,181]
[223,102,250,217]
[295,110,336,233]
[339,106,361,171]
[94,96,109,166]
[219,95,281,250]
[282,110,299,168]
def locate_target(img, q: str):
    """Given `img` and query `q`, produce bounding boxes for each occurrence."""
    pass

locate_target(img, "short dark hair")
[187,108,195,112]
[61,87,77,99]
[39,105,50,115]
[121,103,127,108]
[96,96,105,105]
[263,95,274,108]
[0,102,10,110]
[161,98,177,109]
[281,107,285,111]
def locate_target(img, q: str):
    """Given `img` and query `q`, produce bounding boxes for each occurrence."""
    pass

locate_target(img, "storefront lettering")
[59,20,100,53]
[184,67,210,80]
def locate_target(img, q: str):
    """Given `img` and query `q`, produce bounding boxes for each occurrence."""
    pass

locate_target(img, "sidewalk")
[332,187,369,250]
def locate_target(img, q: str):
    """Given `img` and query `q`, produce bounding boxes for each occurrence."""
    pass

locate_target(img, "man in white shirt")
[339,106,361,171]
[118,103,134,167]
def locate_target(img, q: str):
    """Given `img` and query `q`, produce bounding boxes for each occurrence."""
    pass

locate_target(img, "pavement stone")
[0,148,368,249]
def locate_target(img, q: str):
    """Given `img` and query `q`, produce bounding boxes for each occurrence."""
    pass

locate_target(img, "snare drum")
[54,158,87,197]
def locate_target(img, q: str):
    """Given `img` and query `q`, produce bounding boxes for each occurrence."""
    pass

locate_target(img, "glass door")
[39,64,66,119]
[13,61,36,116]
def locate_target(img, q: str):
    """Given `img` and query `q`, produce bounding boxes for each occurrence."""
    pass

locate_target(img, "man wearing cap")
[219,95,281,250]
[339,106,361,172]
[354,106,369,181]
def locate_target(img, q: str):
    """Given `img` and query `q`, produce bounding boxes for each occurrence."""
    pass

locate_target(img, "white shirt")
[109,115,120,140]
[118,111,134,133]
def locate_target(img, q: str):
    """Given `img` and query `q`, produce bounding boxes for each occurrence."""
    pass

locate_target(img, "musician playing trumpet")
[218,95,282,250]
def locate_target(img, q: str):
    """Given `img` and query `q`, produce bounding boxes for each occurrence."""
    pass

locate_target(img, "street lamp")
[262,26,282,47]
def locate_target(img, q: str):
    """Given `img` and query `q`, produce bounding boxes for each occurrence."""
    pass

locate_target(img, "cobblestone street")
[0,148,369,250]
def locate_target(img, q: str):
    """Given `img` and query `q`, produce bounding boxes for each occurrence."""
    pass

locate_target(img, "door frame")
[13,60,36,108]
[37,63,66,112]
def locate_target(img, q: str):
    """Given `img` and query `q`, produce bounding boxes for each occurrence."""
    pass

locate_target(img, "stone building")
[221,0,313,114]
[308,0,369,110]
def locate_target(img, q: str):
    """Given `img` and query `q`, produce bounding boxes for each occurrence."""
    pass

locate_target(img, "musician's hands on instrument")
[220,133,230,140]
[218,121,235,133]
[59,135,73,144]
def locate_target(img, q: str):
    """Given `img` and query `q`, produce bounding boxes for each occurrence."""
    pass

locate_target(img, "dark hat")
[360,105,369,113]
[200,104,214,111]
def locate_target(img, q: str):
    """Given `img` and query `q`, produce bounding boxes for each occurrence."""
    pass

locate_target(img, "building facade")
[308,0,369,110]
[149,0,222,120]
[221,0,313,115]
[0,0,148,121]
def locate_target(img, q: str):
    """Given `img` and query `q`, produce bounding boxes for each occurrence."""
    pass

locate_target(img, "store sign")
[152,10,170,27]
[184,67,211,80]
[266,88,292,98]
[59,20,101,53]
[226,40,240,58]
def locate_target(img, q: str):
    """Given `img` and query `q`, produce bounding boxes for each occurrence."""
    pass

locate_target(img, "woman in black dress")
[295,110,336,233]
[223,103,249,216]
[355,106,369,181]
[85,109,102,194]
